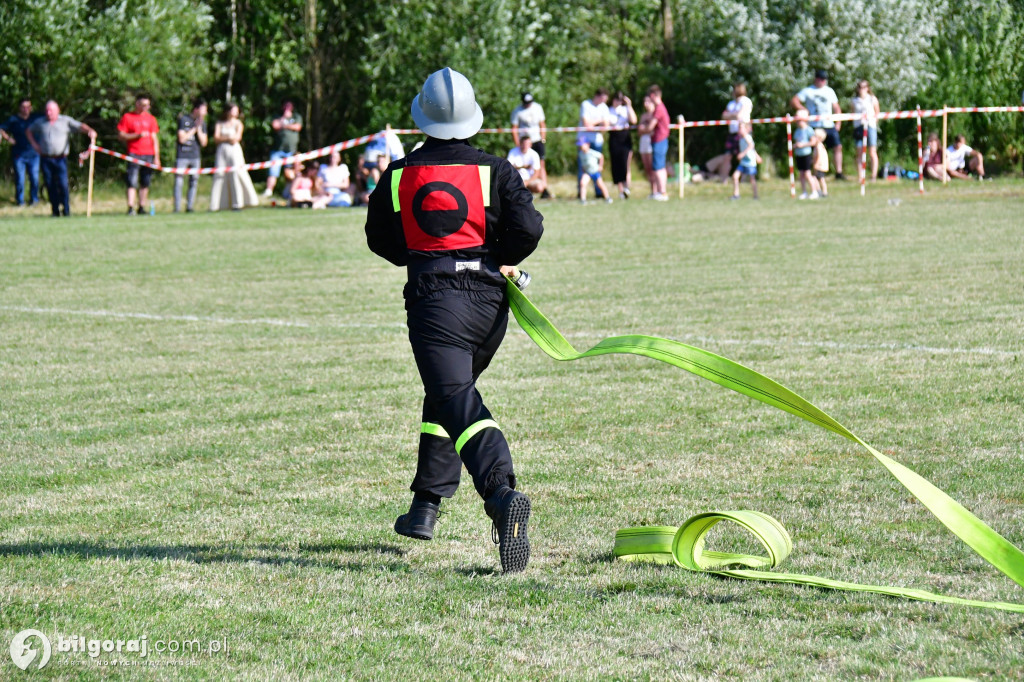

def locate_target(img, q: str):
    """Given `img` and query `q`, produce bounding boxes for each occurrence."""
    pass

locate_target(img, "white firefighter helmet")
[410,67,484,140]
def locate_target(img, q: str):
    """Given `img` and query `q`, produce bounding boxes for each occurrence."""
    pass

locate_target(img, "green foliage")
[665,0,942,164]
[917,0,1024,168]
[0,0,214,177]
[0,0,214,130]
[1,0,1022,175]
[359,0,663,172]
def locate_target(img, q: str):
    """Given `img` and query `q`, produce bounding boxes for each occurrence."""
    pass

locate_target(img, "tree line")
[2,0,1021,176]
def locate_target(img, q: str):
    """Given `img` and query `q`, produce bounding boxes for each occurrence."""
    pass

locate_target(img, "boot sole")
[394,518,434,541]
[498,495,531,573]
[395,527,433,541]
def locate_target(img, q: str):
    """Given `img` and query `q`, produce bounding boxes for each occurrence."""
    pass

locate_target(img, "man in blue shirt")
[0,98,43,206]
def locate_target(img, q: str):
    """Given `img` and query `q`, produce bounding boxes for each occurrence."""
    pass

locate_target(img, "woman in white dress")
[210,102,259,211]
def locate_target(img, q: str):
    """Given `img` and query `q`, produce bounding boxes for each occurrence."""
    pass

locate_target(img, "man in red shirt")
[647,84,671,201]
[117,94,161,215]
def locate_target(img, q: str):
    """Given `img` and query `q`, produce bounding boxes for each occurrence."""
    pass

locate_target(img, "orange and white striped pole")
[785,115,795,198]
[860,114,867,197]
[916,105,924,195]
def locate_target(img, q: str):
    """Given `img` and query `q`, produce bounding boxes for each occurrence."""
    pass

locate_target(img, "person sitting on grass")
[319,150,355,207]
[507,134,546,197]
[578,140,612,204]
[730,122,761,200]
[289,161,330,209]
[923,133,948,181]
[698,152,734,183]
[946,135,985,180]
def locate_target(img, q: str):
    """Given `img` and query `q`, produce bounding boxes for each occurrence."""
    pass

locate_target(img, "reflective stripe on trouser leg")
[454,419,500,455]
[453,416,514,497]
[411,411,461,499]
[421,422,450,439]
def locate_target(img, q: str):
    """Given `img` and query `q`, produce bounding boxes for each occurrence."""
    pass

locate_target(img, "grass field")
[2,178,1023,680]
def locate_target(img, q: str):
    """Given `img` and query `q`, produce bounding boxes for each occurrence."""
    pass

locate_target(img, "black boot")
[394,497,440,540]
[484,485,531,573]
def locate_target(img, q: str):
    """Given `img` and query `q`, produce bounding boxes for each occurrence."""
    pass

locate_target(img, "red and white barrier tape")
[78,105,1024,174]
[81,132,384,175]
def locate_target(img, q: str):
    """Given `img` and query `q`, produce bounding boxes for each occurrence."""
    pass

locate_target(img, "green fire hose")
[506,279,1023,613]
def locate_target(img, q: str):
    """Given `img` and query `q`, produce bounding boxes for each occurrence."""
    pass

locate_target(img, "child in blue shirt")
[731,122,761,200]
[578,141,612,204]
[792,110,820,199]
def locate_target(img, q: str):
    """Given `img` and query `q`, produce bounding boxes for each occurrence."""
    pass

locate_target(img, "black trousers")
[406,288,515,500]
[608,130,633,185]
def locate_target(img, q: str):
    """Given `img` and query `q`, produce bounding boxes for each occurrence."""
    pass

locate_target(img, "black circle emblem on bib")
[411,181,470,238]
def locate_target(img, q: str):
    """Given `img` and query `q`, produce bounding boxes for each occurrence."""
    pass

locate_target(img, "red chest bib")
[393,165,490,251]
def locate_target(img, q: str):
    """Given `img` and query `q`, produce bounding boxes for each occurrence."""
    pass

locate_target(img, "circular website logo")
[9,630,51,671]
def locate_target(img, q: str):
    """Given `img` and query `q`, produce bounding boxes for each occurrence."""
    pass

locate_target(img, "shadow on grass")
[0,539,408,571]
[450,565,499,577]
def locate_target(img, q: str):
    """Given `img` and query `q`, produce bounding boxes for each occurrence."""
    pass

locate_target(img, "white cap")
[411,67,484,140]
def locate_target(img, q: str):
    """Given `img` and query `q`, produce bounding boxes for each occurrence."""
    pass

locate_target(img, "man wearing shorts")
[647,84,671,201]
[511,93,550,198]
[792,69,844,180]
[117,94,160,215]
[264,101,303,197]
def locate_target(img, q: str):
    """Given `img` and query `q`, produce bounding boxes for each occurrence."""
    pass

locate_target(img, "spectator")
[730,122,760,200]
[647,84,671,201]
[173,98,208,213]
[702,152,733,183]
[923,133,947,181]
[506,134,546,196]
[851,79,880,181]
[511,93,550,198]
[210,102,259,211]
[280,160,303,202]
[578,88,611,151]
[578,140,612,204]
[722,82,753,171]
[637,95,656,191]
[25,100,96,217]
[363,129,405,188]
[946,135,985,180]
[264,101,303,197]
[792,110,820,199]
[608,91,638,199]
[319,151,354,207]
[290,162,330,209]
[0,98,43,207]
[792,69,844,180]
[117,94,160,215]
[812,128,830,197]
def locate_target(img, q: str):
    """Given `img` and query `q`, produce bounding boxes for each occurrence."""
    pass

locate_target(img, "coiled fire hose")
[505,278,1023,613]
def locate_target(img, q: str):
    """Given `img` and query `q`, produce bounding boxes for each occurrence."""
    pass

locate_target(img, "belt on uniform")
[406,255,501,280]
